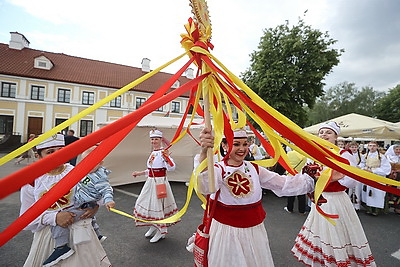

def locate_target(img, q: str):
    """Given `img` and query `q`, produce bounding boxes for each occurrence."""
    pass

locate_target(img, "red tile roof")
[0,43,192,96]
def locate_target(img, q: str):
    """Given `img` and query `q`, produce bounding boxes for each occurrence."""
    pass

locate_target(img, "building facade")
[0,32,195,143]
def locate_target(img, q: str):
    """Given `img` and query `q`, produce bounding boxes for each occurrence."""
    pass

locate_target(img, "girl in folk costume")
[292,122,376,267]
[198,128,318,266]
[384,144,400,214]
[132,129,180,243]
[347,141,363,210]
[360,141,391,216]
[20,134,111,267]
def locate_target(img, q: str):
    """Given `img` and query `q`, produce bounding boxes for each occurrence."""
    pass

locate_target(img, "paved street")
[1,156,399,266]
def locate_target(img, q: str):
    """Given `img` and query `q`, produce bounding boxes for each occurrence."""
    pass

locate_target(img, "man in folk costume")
[360,141,391,216]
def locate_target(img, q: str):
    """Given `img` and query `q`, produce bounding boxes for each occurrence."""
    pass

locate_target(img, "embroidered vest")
[366,156,381,170]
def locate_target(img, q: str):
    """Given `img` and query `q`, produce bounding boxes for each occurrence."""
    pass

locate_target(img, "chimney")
[9,32,30,50]
[141,58,150,72]
[185,68,194,79]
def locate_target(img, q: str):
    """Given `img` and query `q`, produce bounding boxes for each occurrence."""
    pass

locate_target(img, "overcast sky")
[0,0,399,92]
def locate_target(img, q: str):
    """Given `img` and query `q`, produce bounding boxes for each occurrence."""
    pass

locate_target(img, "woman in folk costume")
[20,134,111,267]
[198,127,321,266]
[385,144,400,164]
[292,121,375,267]
[384,144,400,214]
[359,141,391,216]
[132,129,180,243]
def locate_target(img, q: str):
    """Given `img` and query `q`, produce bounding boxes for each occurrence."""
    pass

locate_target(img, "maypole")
[189,0,215,192]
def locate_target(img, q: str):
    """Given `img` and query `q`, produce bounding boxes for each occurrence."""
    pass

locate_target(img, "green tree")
[306,82,385,126]
[241,17,343,127]
[352,86,385,116]
[375,84,400,122]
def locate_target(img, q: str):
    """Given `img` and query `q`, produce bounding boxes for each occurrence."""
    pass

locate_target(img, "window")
[0,115,13,134]
[136,97,146,109]
[34,56,53,70]
[55,118,68,135]
[38,61,47,68]
[171,101,181,113]
[58,88,71,103]
[31,85,45,100]
[110,95,121,108]
[82,91,94,105]
[156,105,163,112]
[1,82,16,98]
[80,120,93,137]
[171,80,180,88]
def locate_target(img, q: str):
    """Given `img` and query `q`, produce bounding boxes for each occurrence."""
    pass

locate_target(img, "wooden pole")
[203,82,215,193]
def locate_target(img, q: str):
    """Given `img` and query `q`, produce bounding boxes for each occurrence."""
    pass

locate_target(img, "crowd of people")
[14,122,400,266]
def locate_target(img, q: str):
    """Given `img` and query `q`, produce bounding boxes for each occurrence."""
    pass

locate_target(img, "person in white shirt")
[248,137,264,160]
[360,141,391,216]
[347,141,363,210]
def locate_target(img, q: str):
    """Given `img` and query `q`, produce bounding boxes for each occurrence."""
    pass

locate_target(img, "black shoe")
[43,245,74,266]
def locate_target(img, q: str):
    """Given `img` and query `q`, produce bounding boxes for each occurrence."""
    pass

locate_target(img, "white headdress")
[318,121,340,135]
[385,144,400,158]
[149,129,163,138]
[233,128,248,138]
[36,134,65,150]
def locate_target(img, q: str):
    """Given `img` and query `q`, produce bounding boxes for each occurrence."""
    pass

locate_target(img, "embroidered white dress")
[292,151,376,266]
[20,164,111,267]
[199,160,314,267]
[359,151,391,208]
[134,149,180,234]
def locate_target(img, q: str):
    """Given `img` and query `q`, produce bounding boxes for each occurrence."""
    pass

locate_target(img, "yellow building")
[0,32,195,144]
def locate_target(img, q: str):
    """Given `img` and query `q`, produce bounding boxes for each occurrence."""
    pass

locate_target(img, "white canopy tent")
[304,113,400,141]
[97,115,203,186]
